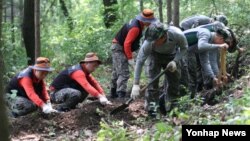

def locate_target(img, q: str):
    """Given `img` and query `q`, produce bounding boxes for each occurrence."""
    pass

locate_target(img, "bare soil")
[10,98,146,140]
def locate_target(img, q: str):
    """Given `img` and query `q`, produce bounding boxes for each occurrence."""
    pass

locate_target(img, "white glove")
[128,59,135,69]
[166,61,177,72]
[42,103,58,114]
[46,100,52,107]
[99,95,112,105]
[131,85,140,99]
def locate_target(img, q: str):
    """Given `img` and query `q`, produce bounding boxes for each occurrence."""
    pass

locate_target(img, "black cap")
[214,15,228,26]
[145,22,168,41]
[216,28,231,42]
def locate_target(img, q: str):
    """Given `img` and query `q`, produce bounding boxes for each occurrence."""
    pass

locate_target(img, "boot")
[57,95,79,112]
[110,88,118,98]
[56,105,70,112]
[147,102,158,119]
[159,94,167,115]
[117,91,126,98]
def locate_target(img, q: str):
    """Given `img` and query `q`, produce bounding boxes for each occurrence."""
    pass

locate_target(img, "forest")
[0,0,250,141]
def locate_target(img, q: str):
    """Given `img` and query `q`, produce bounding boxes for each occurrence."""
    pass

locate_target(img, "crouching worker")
[49,52,112,112]
[130,22,188,118]
[6,57,57,117]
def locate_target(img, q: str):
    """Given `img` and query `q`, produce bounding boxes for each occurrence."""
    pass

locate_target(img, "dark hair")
[216,28,231,42]
[227,28,238,53]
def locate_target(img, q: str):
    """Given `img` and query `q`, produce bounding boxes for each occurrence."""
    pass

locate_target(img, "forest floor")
[10,97,147,141]
[9,50,250,141]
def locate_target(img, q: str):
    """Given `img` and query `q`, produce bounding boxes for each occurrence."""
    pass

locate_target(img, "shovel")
[110,67,168,115]
[218,48,228,86]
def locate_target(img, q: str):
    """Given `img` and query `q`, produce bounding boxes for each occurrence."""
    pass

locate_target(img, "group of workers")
[5,9,241,118]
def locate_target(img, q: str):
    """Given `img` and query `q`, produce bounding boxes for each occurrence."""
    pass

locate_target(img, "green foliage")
[2,22,27,82]
[97,120,131,141]
[2,1,250,140]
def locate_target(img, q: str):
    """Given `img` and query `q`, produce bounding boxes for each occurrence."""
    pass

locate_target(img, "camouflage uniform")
[179,15,212,31]
[50,63,104,111]
[181,21,226,96]
[6,96,37,117]
[110,43,130,96]
[144,52,181,113]
[179,15,212,90]
[5,67,52,117]
[50,88,87,111]
[184,27,230,92]
[134,24,188,116]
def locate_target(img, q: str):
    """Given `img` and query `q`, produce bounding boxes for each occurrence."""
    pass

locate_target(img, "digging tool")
[201,48,228,104]
[110,67,168,115]
[218,48,228,86]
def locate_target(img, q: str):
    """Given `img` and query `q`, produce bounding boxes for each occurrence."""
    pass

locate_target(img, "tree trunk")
[4,1,6,22]
[22,0,35,65]
[11,0,15,47]
[139,0,143,11]
[172,0,179,27]
[158,0,163,22]
[166,0,172,24]
[59,0,73,31]
[19,0,24,47]
[34,0,40,58]
[212,0,218,15]
[103,0,117,28]
[0,0,10,140]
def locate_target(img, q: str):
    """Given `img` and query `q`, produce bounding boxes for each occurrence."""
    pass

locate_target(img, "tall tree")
[11,0,15,47]
[158,0,163,22]
[0,0,10,140]
[34,0,40,58]
[59,0,73,31]
[139,0,143,11]
[103,0,117,28]
[22,0,35,65]
[3,0,6,22]
[172,0,179,27]
[166,0,172,24]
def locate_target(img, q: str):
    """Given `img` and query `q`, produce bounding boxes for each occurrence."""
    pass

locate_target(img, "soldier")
[182,22,240,97]
[184,27,231,97]
[179,15,228,89]
[6,57,57,117]
[199,22,243,53]
[110,9,157,98]
[50,52,111,112]
[180,14,228,31]
[130,22,188,117]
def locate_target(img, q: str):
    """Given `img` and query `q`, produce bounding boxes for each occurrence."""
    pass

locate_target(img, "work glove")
[131,84,140,99]
[42,103,58,114]
[128,59,135,69]
[98,95,112,105]
[166,61,177,72]
[46,100,52,107]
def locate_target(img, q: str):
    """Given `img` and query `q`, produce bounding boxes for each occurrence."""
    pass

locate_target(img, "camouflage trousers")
[50,88,87,111]
[145,52,181,116]
[187,51,204,97]
[198,48,219,89]
[179,54,189,96]
[6,96,37,117]
[110,43,130,94]
[179,56,189,87]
